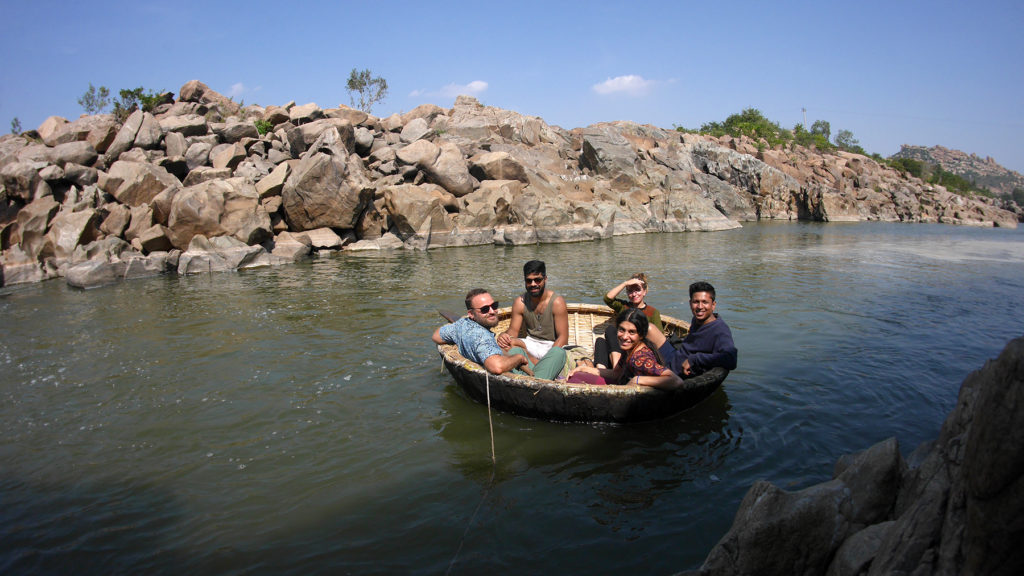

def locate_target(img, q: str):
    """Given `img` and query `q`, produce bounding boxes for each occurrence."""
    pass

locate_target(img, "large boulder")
[579,123,637,177]
[13,196,60,260]
[280,152,372,231]
[52,141,98,168]
[100,203,132,237]
[103,160,180,207]
[166,177,272,249]
[396,139,440,167]
[105,110,162,161]
[268,230,311,261]
[184,141,214,171]
[210,142,246,171]
[159,114,209,137]
[426,142,476,197]
[37,116,70,147]
[178,80,239,118]
[658,184,742,232]
[469,151,529,183]
[255,162,289,198]
[63,163,99,188]
[218,120,259,143]
[176,234,266,274]
[447,95,553,146]
[400,117,431,143]
[1,160,50,202]
[288,102,324,124]
[66,258,129,289]
[685,336,1024,576]
[384,184,454,248]
[395,140,475,197]
[44,209,101,262]
[299,118,354,150]
[693,438,902,576]
[865,336,1024,576]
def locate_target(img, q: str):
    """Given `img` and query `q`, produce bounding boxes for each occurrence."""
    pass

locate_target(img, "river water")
[2,222,1022,575]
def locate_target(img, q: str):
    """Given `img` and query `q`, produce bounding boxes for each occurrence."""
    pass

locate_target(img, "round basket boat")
[436,303,729,423]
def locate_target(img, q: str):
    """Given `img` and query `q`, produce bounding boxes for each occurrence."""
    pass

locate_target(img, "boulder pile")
[681,336,1024,576]
[1,80,1017,288]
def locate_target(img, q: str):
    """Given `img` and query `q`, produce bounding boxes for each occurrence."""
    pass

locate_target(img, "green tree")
[835,129,865,154]
[346,68,389,114]
[793,123,833,150]
[1011,188,1024,206]
[888,157,925,179]
[810,119,831,141]
[112,86,165,122]
[10,117,22,134]
[78,83,111,115]
[699,108,789,147]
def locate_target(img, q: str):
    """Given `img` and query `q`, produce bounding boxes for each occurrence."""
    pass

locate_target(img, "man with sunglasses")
[432,288,533,376]
[496,260,569,380]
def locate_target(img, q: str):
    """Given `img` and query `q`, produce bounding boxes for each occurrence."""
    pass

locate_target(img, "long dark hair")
[616,308,649,338]
[615,308,663,381]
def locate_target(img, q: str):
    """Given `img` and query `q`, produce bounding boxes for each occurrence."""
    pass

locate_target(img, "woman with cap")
[595,272,663,368]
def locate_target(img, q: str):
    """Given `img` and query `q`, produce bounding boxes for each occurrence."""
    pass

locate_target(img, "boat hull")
[437,304,728,423]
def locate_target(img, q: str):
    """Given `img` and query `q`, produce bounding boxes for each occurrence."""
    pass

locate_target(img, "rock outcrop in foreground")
[682,336,1024,576]
[1,80,1017,288]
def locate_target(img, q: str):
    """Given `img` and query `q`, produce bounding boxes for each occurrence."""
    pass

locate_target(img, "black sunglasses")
[474,302,499,313]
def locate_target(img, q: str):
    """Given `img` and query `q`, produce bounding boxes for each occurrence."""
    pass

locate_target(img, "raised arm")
[604,279,630,306]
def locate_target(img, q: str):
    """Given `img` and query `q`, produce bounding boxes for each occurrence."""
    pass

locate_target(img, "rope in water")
[445,371,497,575]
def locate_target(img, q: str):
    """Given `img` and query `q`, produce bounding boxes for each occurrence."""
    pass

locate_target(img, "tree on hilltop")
[112,87,167,122]
[78,83,111,115]
[698,108,790,148]
[835,129,865,155]
[346,68,389,114]
[810,120,831,141]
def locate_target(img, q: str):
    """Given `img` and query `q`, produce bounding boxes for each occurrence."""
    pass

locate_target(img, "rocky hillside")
[891,144,1024,197]
[0,80,1018,288]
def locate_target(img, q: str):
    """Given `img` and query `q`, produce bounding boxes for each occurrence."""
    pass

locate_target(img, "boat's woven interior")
[492,304,620,357]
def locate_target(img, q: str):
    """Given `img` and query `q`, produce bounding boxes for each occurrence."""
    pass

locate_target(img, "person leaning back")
[432,288,533,376]
[646,281,738,377]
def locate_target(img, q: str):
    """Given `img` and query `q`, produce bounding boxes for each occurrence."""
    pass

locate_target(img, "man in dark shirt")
[647,281,738,376]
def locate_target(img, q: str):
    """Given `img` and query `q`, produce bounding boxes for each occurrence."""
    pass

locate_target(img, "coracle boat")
[436,303,729,423]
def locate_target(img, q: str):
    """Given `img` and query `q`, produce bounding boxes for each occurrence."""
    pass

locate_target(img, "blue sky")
[2,0,1022,172]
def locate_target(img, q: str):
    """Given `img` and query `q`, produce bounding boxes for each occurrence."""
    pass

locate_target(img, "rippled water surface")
[2,222,1023,574]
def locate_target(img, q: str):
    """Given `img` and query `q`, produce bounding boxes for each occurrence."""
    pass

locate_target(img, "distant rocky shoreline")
[0,80,1018,289]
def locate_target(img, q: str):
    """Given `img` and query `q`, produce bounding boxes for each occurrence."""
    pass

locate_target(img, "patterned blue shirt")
[438,317,504,365]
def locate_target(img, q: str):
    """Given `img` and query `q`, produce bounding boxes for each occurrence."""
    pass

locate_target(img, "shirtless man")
[496,260,569,380]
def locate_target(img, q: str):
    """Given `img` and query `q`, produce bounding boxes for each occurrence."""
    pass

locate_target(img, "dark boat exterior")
[436,303,729,423]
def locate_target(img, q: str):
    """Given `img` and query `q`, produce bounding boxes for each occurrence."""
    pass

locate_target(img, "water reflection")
[435,384,734,512]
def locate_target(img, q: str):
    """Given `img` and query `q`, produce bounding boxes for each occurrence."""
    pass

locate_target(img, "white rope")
[486,372,496,464]
[446,372,497,575]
